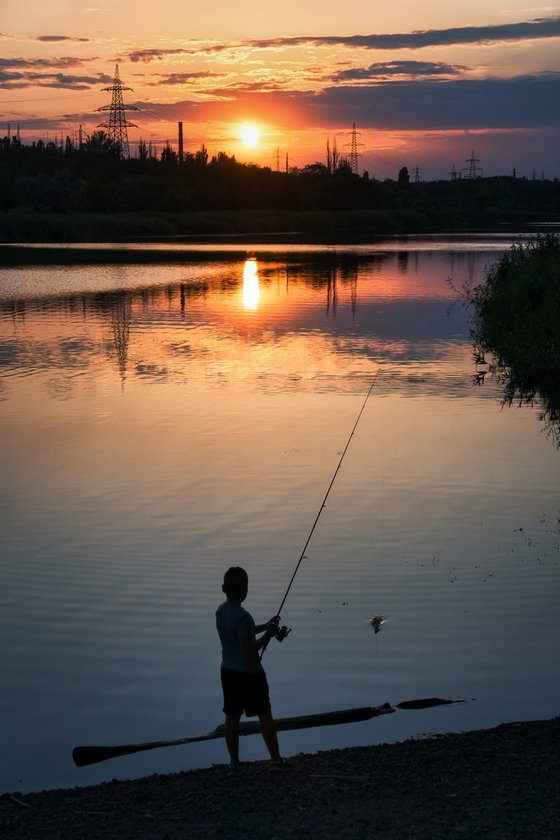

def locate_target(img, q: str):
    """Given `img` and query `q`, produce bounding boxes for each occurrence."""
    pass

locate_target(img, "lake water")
[1,235,559,794]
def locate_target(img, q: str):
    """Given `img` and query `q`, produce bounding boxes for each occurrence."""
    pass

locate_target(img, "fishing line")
[262,369,381,656]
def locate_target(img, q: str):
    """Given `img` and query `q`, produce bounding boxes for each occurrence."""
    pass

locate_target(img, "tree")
[160,142,178,165]
[82,131,118,157]
[195,145,208,167]
[398,167,410,184]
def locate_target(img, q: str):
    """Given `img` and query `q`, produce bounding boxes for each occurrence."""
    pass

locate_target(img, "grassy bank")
[0,208,424,244]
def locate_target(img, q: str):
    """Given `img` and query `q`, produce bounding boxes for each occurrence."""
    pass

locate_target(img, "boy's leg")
[224,713,242,766]
[258,710,281,762]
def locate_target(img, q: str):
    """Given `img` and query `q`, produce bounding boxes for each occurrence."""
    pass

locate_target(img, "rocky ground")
[2,717,558,839]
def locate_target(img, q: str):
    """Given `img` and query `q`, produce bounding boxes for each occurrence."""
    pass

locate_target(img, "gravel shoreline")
[2,717,558,839]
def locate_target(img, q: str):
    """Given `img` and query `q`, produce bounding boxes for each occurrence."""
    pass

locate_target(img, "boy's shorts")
[220,667,272,717]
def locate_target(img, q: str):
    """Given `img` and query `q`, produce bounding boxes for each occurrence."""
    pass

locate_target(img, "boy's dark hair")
[223,566,248,595]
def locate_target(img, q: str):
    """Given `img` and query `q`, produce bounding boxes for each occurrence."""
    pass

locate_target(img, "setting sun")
[240,124,260,148]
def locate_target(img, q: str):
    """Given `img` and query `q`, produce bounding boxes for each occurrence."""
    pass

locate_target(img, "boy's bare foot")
[268,757,289,772]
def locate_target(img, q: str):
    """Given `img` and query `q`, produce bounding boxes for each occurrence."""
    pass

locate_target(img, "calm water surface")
[1,236,559,794]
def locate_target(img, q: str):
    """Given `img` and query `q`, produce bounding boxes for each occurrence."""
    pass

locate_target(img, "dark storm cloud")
[247,16,560,51]
[330,61,467,82]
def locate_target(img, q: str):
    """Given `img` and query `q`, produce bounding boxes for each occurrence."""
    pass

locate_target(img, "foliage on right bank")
[467,234,560,445]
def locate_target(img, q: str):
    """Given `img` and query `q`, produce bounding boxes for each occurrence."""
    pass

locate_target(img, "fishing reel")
[274,625,291,642]
[260,622,291,660]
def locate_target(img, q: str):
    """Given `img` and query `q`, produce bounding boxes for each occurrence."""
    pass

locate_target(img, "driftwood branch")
[73,698,463,768]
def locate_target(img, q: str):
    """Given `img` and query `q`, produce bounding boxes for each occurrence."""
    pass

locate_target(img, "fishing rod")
[263,369,381,656]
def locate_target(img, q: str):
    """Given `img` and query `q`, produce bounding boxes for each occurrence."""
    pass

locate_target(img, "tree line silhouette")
[1,132,559,234]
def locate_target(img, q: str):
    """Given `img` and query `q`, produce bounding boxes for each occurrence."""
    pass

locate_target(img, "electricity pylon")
[97,65,139,158]
[464,149,482,179]
[346,122,364,174]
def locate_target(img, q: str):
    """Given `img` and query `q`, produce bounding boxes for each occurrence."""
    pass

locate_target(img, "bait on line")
[369,615,386,635]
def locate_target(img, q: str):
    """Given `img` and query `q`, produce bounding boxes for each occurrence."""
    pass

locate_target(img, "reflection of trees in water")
[475,354,560,449]
[1,299,27,324]
[1,250,422,384]
[397,251,409,274]
[0,283,213,384]
[448,250,479,284]
[91,283,210,385]
[277,252,361,317]
[505,370,560,449]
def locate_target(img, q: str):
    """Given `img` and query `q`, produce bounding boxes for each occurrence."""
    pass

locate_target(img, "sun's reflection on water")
[242,258,259,310]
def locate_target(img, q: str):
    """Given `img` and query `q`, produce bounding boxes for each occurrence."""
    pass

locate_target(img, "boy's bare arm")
[254,616,280,633]
[240,618,279,657]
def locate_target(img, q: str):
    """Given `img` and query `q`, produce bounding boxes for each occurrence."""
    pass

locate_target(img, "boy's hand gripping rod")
[261,370,381,659]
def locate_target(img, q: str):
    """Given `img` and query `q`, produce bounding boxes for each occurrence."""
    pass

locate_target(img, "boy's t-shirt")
[216,601,265,675]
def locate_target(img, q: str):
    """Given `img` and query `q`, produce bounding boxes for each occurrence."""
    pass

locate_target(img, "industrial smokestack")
[178,122,184,163]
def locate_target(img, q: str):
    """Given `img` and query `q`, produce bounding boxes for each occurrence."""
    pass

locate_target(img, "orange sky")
[1,2,559,178]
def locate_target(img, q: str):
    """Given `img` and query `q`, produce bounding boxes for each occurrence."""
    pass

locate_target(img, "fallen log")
[73,697,463,768]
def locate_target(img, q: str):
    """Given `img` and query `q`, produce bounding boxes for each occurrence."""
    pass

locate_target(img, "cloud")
[141,73,560,132]
[0,57,92,69]
[35,35,90,43]
[309,74,560,130]
[125,45,230,63]
[0,56,108,90]
[246,16,560,51]
[215,81,286,93]
[330,61,467,82]
[127,48,196,63]
[118,17,560,73]
[0,69,112,90]
[147,71,222,86]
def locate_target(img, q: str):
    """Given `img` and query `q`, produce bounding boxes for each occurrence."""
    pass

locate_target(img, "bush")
[468,234,560,445]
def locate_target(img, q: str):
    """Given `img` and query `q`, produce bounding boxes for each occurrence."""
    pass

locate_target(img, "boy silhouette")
[216,566,285,771]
